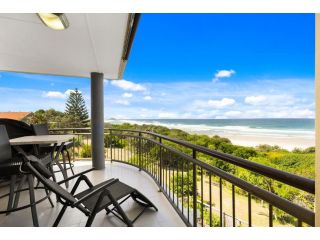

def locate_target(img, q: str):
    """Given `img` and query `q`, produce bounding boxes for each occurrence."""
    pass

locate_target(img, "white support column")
[315,14,320,227]
[91,72,105,170]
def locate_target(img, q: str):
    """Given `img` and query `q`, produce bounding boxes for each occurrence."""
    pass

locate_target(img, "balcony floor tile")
[0,161,185,227]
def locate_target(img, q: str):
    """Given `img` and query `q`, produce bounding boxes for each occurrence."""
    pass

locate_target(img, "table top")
[9,135,74,146]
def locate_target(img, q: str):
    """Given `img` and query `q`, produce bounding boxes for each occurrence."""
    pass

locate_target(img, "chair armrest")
[57,168,95,185]
[72,178,119,207]
[70,175,94,195]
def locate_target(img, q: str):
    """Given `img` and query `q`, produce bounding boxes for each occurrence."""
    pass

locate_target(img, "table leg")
[52,143,69,188]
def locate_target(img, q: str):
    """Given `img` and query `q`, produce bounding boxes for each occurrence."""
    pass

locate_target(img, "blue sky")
[0,14,315,119]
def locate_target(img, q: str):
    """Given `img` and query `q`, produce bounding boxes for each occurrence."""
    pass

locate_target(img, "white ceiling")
[0,13,131,79]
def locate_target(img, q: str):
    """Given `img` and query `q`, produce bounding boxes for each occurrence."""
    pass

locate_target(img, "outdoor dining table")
[9,134,74,226]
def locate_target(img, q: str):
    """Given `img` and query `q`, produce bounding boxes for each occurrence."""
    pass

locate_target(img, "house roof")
[0,13,140,79]
[0,112,32,120]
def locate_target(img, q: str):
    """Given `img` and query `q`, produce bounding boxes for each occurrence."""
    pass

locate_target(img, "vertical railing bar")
[166,149,168,194]
[152,141,155,176]
[77,134,80,158]
[192,149,197,227]
[148,139,150,173]
[173,152,175,204]
[181,158,184,215]
[176,154,179,210]
[72,129,75,160]
[121,136,123,161]
[269,204,273,227]
[154,141,156,177]
[126,135,128,162]
[297,219,302,227]
[232,184,235,227]
[209,173,212,227]
[135,137,137,166]
[248,193,252,227]
[150,140,152,175]
[169,151,171,199]
[219,177,223,227]
[159,137,163,189]
[132,136,134,164]
[187,159,190,223]
[86,134,88,145]
[117,134,119,161]
[201,167,204,227]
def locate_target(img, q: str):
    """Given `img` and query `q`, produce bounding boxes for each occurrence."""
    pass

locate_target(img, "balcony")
[38,127,314,227]
[0,127,315,227]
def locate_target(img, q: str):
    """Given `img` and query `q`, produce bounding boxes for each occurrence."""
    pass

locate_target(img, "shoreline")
[107,120,315,151]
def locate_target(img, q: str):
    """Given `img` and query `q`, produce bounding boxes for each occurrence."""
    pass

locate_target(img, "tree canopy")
[65,89,89,127]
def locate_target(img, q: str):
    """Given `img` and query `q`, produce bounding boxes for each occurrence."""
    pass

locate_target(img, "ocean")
[105,118,315,149]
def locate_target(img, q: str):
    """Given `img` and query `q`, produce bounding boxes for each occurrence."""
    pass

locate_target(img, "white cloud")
[42,89,79,99]
[194,98,236,109]
[158,111,178,118]
[42,91,66,99]
[143,96,152,100]
[224,111,242,117]
[245,94,295,106]
[245,95,267,105]
[115,99,130,106]
[213,69,235,82]
[208,98,235,108]
[111,80,146,91]
[122,92,133,98]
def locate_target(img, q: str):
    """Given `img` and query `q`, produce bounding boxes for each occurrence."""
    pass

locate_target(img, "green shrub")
[80,144,92,158]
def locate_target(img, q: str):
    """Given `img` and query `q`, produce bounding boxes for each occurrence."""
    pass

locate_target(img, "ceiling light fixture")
[37,13,69,30]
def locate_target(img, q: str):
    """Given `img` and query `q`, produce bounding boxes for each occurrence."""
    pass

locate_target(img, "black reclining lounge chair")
[21,154,158,227]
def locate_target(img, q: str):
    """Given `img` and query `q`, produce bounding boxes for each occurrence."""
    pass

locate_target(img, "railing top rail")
[50,127,315,194]
[106,128,315,194]
[144,136,315,226]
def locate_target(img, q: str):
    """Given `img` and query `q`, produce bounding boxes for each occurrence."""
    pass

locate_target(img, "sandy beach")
[204,132,315,150]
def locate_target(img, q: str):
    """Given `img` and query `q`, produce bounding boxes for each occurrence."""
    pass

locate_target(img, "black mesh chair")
[0,118,34,156]
[32,123,75,175]
[0,125,54,226]
[22,154,158,227]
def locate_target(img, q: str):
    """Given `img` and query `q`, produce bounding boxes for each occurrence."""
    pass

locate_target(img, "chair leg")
[13,175,27,209]
[28,174,39,227]
[85,213,97,227]
[66,149,75,175]
[48,163,59,202]
[44,188,54,208]
[107,192,133,227]
[6,174,17,215]
[53,205,68,227]
[62,150,67,173]
[131,190,158,211]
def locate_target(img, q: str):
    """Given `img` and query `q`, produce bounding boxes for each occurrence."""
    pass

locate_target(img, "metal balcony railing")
[50,127,315,227]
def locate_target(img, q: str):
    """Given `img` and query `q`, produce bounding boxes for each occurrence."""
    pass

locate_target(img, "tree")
[65,89,89,127]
